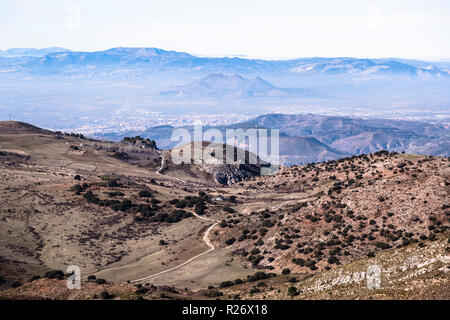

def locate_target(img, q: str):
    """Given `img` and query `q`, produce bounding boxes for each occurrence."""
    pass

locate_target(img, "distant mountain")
[0,47,449,77]
[241,114,450,157]
[289,58,428,75]
[0,47,71,57]
[160,74,321,98]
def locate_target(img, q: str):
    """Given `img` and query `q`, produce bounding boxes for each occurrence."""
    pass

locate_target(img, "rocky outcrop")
[209,163,263,185]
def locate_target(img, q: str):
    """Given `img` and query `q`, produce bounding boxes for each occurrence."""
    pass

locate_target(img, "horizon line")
[1,46,450,63]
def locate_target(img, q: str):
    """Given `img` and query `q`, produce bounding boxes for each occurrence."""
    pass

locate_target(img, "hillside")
[0,122,448,300]
[0,121,53,135]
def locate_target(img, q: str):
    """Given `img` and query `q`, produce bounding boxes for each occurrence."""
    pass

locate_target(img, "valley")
[0,121,448,300]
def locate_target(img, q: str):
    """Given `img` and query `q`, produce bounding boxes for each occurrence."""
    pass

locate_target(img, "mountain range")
[1,47,449,77]
[1,47,450,131]
[242,113,449,153]
[0,47,71,57]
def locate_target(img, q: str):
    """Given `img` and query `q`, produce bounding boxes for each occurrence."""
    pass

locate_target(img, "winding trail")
[129,151,311,283]
[129,210,218,283]
[130,151,220,283]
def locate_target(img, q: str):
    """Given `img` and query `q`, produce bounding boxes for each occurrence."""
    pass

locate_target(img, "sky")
[1,0,450,60]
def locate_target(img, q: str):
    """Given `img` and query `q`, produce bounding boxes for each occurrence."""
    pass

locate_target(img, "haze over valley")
[1,47,449,136]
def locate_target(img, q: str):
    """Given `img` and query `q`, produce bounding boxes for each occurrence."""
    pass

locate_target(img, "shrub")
[108,180,121,188]
[219,281,234,288]
[249,255,264,266]
[108,191,124,197]
[288,286,297,296]
[288,277,298,283]
[95,278,106,285]
[249,287,260,294]
[292,258,305,266]
[375,242,391,249]
[223,206,235,213]
[327,256,339,264]
[225,237,236,245]
[195,202,207,215]
[247,272,274,282]
[281,268,291,275]
[87,275,97,281]
[198,191,206,197]
[71,183,88,195]
[138,190,152,198]
[238,235,247,242]
[11,281,21,288]
[135,287,149,295]
[45,270,65,280]
[262,220,275,228]
[120,199,133,211]
[204,290,223,298]
[100,290,114,299]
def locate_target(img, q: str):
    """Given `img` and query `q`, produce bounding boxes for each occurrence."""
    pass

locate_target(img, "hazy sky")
[1,0,450,60]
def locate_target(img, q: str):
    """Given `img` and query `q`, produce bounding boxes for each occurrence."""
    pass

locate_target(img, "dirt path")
[129,210,218,283]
